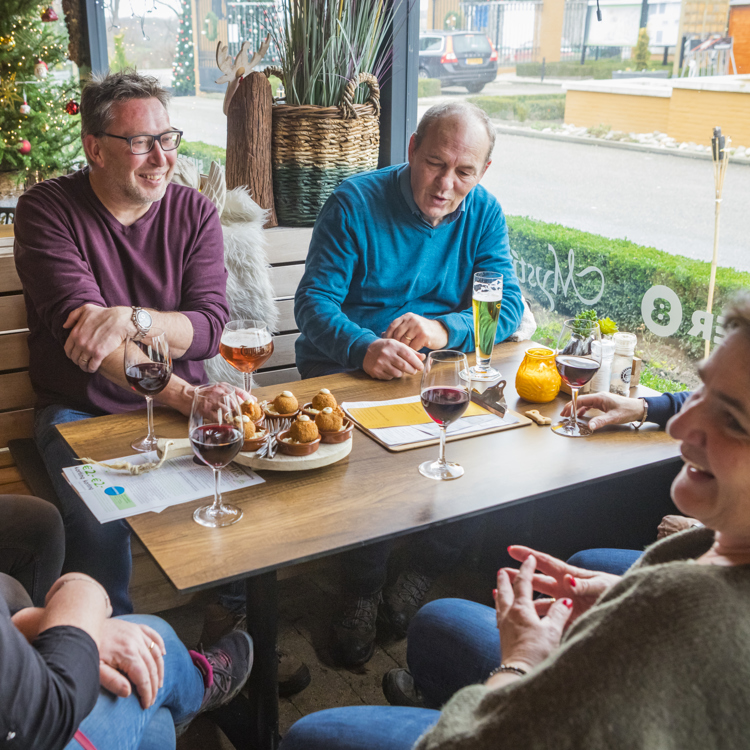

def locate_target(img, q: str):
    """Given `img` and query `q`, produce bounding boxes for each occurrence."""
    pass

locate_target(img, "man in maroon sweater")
[14,71,231,615]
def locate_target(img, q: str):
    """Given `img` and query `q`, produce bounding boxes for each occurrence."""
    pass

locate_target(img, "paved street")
[170,76,750,273]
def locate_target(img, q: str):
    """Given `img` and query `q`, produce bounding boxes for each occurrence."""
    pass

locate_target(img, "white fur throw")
[172,157,278,387]
[508,296,537,342]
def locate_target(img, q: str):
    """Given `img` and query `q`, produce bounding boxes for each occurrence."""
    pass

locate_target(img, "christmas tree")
[172,0,196,96]
[0,0,82,181]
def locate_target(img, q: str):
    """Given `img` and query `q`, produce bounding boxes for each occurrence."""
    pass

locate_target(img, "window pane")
[452,34,492,54]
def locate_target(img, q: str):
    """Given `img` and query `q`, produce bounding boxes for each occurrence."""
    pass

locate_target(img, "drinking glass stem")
[211,467,223,512]
[145,396,155,441]
[570,387,580,430]
[437,426,447,466]
[243,372,253,395]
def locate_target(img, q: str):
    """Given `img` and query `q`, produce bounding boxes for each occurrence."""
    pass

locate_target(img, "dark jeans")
[0,494,64,608]
[35,404,134,615]
[341,519,483,597]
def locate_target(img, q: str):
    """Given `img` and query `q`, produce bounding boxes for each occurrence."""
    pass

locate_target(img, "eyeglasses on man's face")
[99,130,183,155]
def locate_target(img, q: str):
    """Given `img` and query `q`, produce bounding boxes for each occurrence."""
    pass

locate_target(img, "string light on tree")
[171,0,195,96]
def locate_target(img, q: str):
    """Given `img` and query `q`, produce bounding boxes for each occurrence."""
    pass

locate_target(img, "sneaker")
[381,570,432,639]
[194,630,255,714]
[332,591,381,668]
[382,668,428,708]
[200,602,311,697]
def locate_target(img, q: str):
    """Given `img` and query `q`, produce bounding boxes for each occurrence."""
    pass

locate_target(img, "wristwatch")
[131,306,152,340]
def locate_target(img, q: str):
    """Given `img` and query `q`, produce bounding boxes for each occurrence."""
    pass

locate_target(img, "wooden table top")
[58,342,682,593]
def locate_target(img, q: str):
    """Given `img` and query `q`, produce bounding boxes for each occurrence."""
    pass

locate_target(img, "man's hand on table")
[384,313,449,352]
[63,304,135,373]
[157,380,253,418]
[363,339,426,380]
[561,392,646,432]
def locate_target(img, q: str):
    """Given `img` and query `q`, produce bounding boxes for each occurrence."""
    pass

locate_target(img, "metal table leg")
[210,570,279,750]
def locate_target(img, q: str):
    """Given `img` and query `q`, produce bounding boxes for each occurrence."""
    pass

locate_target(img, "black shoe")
[382,668,428,708]
[200,630,254,712]
[200,603,310,697]
[177,630,254,734]
[381,570,432,639]
[332,591,381,668]
[278,648,311,697]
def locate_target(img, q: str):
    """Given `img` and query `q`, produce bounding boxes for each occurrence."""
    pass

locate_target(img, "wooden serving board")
[156,437,352,471]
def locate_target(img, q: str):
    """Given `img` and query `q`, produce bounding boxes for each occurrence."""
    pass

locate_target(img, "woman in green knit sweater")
[280,293,750,750]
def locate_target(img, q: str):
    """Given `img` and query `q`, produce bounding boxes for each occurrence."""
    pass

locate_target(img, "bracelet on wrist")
[632,398,649,430]
[488,663,528,679]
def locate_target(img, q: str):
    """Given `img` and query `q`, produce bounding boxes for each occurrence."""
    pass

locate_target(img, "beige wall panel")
[564,91,670,133]
[667,89,750,145]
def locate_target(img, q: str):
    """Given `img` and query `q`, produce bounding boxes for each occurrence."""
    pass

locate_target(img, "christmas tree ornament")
[65,99,80,115]
[34,60,49,79]
[20,101,31,115]
[0,36,15,51]
[17,140,32,155]
[41,6,59,21]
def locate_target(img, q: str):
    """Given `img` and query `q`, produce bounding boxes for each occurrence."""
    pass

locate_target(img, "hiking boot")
[381,570,432,639]
[200,602,311,697]
[382,668,428,708]
[332,591,381,668]
[181,630,254,729]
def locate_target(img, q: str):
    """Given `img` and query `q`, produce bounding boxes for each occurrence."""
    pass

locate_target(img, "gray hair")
[80,69,171,139]
[413,101,496,164]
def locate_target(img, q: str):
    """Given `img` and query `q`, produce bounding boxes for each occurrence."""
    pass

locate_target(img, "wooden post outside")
[225,72,277,229]
[189,0,202,95]
[538,0,565,64]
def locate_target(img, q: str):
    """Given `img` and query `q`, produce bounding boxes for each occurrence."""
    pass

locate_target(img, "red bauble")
[17,140,31,155]
[65,100,80,115]
[41,6,59,21]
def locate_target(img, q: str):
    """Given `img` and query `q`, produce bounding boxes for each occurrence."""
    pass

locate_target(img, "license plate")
[466,57,483,65]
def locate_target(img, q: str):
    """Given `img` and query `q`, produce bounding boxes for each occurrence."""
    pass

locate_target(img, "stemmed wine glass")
[189,384,245,528]
[124,329,173,452]
[219,319,274,395]
[419,350,471,481]
[552,319,602,438]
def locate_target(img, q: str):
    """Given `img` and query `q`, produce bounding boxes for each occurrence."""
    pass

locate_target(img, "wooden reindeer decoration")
[216,34,277,228]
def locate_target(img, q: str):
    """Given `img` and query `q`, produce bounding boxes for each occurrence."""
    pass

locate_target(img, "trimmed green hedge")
[178,140,227,167]
[506,216,750,356]
[467,94,565,122]
[418,78,441,98]
[516,59,671,79]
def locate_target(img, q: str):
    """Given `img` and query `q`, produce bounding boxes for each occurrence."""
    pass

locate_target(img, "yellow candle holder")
[515,347,561,403]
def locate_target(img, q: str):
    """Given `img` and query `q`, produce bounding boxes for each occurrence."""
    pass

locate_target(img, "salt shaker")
[610,332,637,396]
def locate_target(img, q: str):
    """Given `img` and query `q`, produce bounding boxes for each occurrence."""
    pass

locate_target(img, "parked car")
[418,31,498,93]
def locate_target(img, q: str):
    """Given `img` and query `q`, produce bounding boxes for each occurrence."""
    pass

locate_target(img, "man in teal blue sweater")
[294,102,525,668]
[294,102,523,380]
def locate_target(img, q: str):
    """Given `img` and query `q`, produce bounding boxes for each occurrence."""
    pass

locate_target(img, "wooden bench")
[0,225,312,614]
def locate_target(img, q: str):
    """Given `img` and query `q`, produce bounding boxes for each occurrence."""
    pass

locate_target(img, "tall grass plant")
[273,0,395,106]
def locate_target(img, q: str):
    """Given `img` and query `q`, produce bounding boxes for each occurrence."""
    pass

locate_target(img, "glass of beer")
[219,319,274,394]
[468,271,503,381]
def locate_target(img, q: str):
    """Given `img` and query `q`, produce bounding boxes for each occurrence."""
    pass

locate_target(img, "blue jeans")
[567,548,642,576]
[280,706,440,750]
[35,404,134,615]
[64,615,204,750]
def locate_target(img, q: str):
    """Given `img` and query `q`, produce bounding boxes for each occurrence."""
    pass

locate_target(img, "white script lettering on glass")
[641,285,726,344]
[511,244,604,312]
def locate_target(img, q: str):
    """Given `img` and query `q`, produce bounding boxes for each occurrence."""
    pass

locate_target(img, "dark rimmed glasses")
[99,130,183,155]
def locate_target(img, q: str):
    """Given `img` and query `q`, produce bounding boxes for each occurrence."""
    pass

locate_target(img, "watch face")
[136,309,152,329]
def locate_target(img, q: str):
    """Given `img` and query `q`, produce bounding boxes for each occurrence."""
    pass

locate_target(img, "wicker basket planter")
[265,70,381,226]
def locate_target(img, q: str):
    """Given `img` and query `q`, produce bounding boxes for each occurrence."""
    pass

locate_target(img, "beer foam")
[473,290,503,302]
[220,328,272,347]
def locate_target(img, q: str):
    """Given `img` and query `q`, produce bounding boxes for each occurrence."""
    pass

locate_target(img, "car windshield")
[452,35,491,54]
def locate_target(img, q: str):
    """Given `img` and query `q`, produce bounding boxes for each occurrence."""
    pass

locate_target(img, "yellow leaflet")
[349,398,488,430]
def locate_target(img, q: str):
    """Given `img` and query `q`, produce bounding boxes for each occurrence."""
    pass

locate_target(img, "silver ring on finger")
[148,641,156,651]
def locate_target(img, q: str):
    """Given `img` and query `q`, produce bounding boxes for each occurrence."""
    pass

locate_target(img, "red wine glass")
[419,350,470,481]
[124,329,172,452]
[552,319,602,438]
[189,384,245,528]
